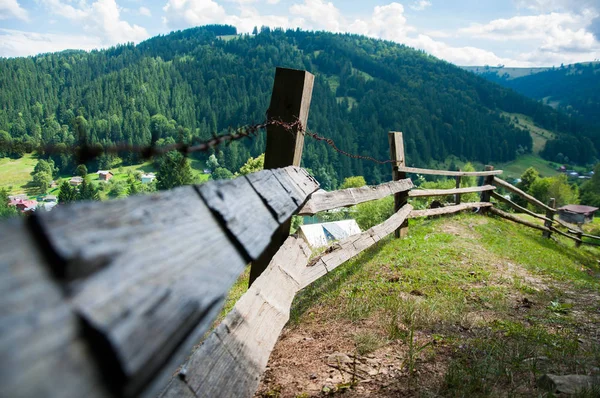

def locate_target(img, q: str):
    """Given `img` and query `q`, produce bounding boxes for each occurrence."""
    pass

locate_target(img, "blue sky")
[1,0,600,66]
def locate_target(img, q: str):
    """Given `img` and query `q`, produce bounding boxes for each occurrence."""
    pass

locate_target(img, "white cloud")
[290,0,343,32]
[0,28,103,57]
[459,12,593,41]
[40,0,148,44]
[410,0,431,11]
[515,0,600,13]
[0,0,29,21]
[162,0,227,27]
[138,6,151,16]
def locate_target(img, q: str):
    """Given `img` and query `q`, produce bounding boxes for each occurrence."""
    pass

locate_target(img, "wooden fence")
[1,67,597,398]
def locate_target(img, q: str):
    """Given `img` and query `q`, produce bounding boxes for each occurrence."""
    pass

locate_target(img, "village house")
[141,173,156,184]
[8,198,38,213]
[69,176,84,186]
[97,170,114,181]
[558,205,598,225]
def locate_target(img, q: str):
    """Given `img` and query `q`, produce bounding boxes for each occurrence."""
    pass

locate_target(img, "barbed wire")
[1,118,396,165]
[303,129,396,165]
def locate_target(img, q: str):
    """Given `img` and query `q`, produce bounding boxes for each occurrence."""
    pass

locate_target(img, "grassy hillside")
[224,214,600,397]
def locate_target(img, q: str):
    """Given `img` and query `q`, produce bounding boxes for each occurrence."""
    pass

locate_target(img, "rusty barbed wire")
[302,129,396,165]
[1,117,397,165]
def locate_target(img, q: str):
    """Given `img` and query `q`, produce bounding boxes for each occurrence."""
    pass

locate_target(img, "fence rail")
[397,166,503,177]
[1,66,597,398]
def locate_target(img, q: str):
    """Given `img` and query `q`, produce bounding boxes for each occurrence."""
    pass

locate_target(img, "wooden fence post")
[389,132,408,238]
[480,165,494,212]
[575,231,583,247]
[455,172,461,205]
[543,198,556,239]
[249,67,315,286]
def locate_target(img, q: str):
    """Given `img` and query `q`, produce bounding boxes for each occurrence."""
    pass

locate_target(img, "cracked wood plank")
[298,178,413,215]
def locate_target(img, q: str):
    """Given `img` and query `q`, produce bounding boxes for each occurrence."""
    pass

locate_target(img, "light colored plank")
[493,177,556,213]
[298,178,413,215]
[408,185,495,198]
[160,237,312,398]
[398,166,503,177]
[408,202,492,218]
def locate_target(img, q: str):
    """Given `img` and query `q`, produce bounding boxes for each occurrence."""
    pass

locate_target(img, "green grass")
[273,214,600,396]
[0,154,38,194]
[0,155,210,197]
[499,154,559,180]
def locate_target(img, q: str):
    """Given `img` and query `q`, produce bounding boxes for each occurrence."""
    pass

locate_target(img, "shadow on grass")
[289,237,392,324]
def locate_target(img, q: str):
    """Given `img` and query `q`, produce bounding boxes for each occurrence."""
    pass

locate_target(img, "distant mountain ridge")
[0,25,598,188]
[465,62,600,126]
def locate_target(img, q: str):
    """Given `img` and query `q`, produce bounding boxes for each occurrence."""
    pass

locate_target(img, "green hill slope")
[1,25,597,189]
[234,213,600,396]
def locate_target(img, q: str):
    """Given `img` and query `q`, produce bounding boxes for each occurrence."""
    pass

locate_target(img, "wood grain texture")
[490,192,553,223]
[264,68,314,169]
[493,177,556,213]
[408,185,495,198]
[160,237,311,398]
[0,220,109,398]
[408,202,492,219]
[398,166,503,177]
[16,166,317,397]
[301,204,413,289]
[298,178,413,215]
[54,186,248,398]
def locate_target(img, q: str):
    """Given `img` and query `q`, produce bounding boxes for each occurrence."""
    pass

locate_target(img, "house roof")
[97,170,113,175]
[70,176,84,182]
[558,205,599,215]
[9,198,38,210]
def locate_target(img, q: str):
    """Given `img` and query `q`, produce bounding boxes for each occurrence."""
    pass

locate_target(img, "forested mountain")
[1,25,597,187]
[471,63,600,154]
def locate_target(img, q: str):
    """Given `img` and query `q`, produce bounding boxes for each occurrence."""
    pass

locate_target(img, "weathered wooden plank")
[198,175,280,261]
[490,192,553,223]
[408,202,492,218]
[0,220,110,398]
[160,237,311,398]
[298,178,413,215]
[398,166,503,177]
[50,186,248,398]
[493,177,556,213]
[24,166,317,397]
[408,185,495,198]
[301,204,413,288]
[489,207,550,232]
